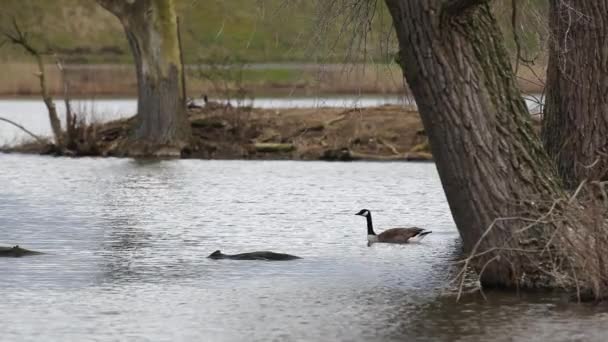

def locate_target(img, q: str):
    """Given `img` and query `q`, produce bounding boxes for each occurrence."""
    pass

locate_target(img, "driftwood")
[254,142,295,153]
[378,138,401,155]
[410,140,430,153]
[325,108,361,126]
[321,148,433,161]
[350,150,432,161]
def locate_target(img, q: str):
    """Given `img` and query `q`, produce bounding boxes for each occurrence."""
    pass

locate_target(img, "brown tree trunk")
[36,55,63,148]
[543,0,608,188]
[96,0,191,156]
[384,0,565,287]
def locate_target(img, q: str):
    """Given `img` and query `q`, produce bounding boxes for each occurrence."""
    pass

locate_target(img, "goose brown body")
[355,209,431,245]
[376,227,428,243]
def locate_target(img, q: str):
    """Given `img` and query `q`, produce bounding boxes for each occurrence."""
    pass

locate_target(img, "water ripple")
[0,155,605,341]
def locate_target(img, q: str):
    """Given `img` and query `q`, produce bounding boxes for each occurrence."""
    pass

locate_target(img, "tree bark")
[543,0,608,188]
[96,0,191,156]
[384,0,565,287]
[35,55,64,148]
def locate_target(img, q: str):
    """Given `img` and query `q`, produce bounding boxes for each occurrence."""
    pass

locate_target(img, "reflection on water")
[0,155,605,341]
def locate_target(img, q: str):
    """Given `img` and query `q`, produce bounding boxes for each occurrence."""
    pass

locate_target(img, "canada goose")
[208,250,301,260]
[202,94,228,109]
[355,209,431,246]
[186,97,202,109]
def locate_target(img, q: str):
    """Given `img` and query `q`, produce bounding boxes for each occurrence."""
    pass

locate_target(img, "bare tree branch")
[0,117,46,144]
[2,17,63,146]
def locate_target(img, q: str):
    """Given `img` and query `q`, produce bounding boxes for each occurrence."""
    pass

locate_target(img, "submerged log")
[320,148,433,161]
[0,245,43,257]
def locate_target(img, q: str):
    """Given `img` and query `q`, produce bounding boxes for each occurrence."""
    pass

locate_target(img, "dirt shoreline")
[1,105,434,161]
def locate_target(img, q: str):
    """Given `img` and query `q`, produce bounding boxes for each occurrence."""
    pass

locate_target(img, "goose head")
[208,250,223,259]
[355,209,371,217]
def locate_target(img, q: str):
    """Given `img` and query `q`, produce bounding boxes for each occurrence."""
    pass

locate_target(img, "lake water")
[0,95,542,146]
[0,155,606,341]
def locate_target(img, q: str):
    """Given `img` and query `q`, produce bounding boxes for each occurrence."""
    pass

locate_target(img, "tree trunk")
[384,0,565,287]
[96,0,191,156]
[35,54,63,148]
[543,0,608,188]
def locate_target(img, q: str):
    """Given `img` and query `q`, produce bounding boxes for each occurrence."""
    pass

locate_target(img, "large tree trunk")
[96,0,191,156]
[384,0,566,288]
[543,0,608,188]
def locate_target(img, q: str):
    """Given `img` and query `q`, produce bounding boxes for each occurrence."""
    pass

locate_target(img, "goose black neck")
[366,214,375,235]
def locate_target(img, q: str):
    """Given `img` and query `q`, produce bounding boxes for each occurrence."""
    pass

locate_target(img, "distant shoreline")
[1,63,545,98]
[2,105,434,161]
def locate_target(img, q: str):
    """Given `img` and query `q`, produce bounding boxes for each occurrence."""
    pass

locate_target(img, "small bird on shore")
[355,209,431,246]
[203,94,229,109]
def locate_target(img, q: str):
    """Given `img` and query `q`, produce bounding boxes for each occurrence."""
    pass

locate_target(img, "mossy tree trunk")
[543,0,608,188]
[96,0,191,156]
[384,0,566,288]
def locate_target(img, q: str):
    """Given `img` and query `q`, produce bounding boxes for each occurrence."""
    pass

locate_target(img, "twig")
[3,17,63,146]
[325,108,361,126]
[569,179,587,204]
[379,139,400,155]
[514,200,560,234]
[475,255,501,301]
[0,117,47,144]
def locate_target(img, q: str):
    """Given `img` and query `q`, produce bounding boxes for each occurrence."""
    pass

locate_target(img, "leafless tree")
[2,18,63,147]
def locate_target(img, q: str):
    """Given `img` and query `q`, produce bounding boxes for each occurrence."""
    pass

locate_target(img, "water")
[0,154,606,341]
[0,95,542,146]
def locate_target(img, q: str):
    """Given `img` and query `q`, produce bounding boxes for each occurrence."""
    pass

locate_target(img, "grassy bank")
[0,0,389,64]
[1,1,547,97]
[0,63,545,98]
[1,0,546,65]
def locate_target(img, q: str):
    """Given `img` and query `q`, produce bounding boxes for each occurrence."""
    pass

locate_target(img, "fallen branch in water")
[254,142,295,153]
[0,116,47,144]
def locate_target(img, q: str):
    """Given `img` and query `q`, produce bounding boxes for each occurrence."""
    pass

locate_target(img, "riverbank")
[0,63,546,98]
[1,105,432,161]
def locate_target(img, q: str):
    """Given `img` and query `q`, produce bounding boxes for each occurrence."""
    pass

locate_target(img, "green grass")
[0,0,546,64]
[0,0,383,64]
